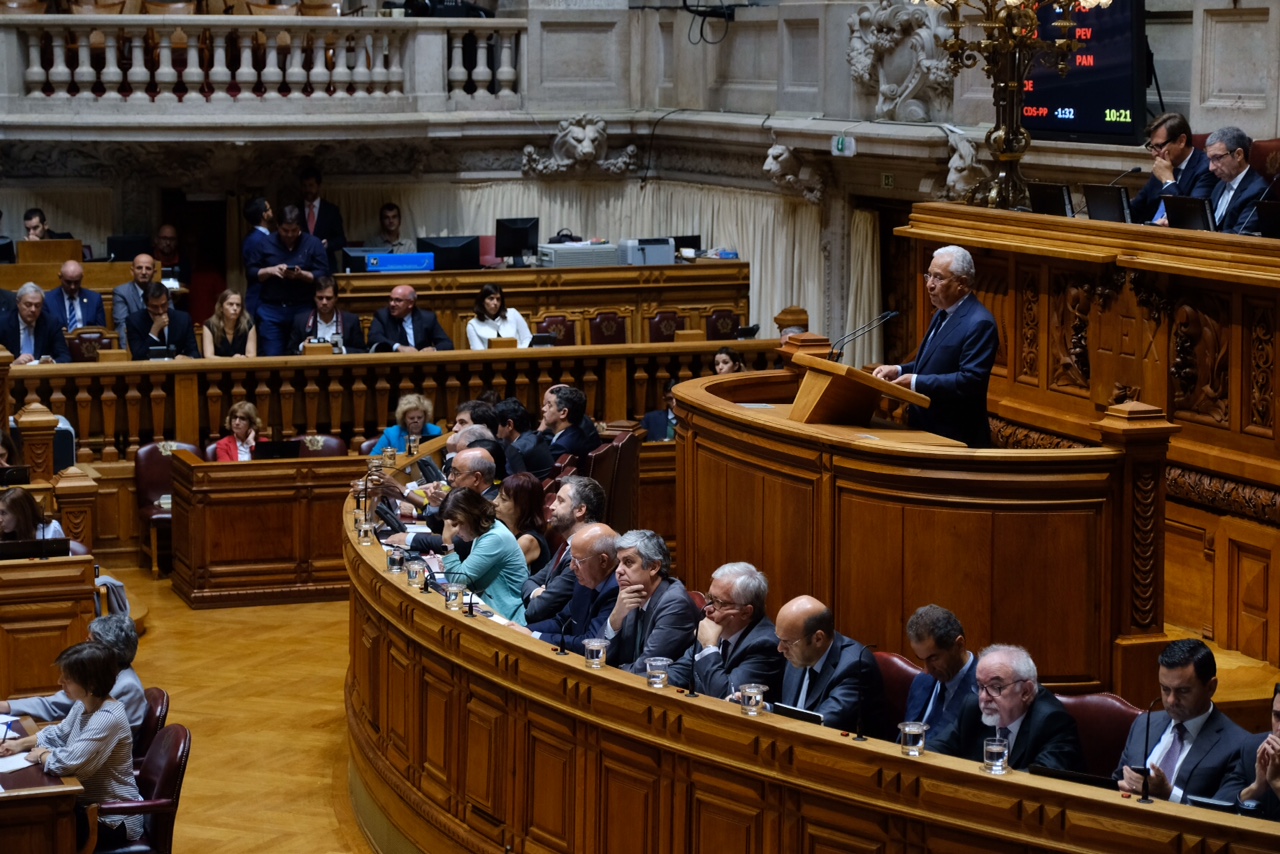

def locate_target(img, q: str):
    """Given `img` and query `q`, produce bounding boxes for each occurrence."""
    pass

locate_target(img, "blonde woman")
[214,401,261,461]
[203,289,257,358]
[370,393,443,455]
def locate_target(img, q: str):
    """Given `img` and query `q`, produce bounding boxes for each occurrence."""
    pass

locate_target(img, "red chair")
[548,452,576,481]
[689,590,707,611]
[360,436,380,455]
[607,431,640,532]
[294,435,348,457]
[583,440,618,519]
[647,310,686,343]
[588,311,628,345]
[874,651,923,727]
[89,723,192,854]
[1055,691,1142,778]
[536,314,577,346]
[135,442,201,578]
[705,309,741,341]
[133,687,170,773]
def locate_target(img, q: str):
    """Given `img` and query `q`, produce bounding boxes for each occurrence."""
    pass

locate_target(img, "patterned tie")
[307,203,318,234]
[67,296,80,332]
[1156,722,1186,781]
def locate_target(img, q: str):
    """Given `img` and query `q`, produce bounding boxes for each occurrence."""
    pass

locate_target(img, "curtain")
[842,208,881,367]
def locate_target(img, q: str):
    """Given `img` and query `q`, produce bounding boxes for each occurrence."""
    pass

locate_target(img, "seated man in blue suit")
[125,282,200,360]
[872,245,999,448]
[1115,638,1249,802]
[43,261,106,332]
[639,379,677,442]
[1205,126,1274,235]
[667,562,785,701]
[1129,112,1216,225]
[904,604,977,733]
[1214,683,1280,819]
[542,385,599,460]
[507,523,619,655]
[0,282,71,364]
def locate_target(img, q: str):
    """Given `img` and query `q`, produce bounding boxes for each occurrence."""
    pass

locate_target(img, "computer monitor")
[1027,183,1075,217]
[1080,184,1132,224]
[0,537,71,560]
[106,234,153,263]
[342,248,375,274]
[494,218,539,267]
[0,238,14,265]
[1164,196,1217,232]
[669,235,703,253]
[253,440,302,460]
[416,236,481,272]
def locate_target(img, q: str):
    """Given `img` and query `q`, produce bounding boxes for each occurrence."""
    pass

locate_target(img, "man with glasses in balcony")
[603,529,700,675]
[773,595,887,735]
[368,285,454,353]
[1204,126,1272,235]
[1129,112,1216,226]
[871,244,998,448]
[666,562,784,701]
[507,522,620,655]
[246,204,328,357]
[930,644,1083,771]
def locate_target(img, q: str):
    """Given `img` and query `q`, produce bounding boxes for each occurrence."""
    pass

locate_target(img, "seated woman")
[440,488,528,624]
[494,472,549,575]
[202,289,257,358]
[214,401,261,462]
[714,346,747,374]
[0,486,64,540]
[0,641,144,849]
[466,283,532,349]
[370,393,443,456]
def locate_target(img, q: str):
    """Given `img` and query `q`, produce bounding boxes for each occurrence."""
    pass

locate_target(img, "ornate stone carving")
[1170,296,1230,424]
[1166,465,1280,527]
[1130,464,1159,629]
[1050,273,1093,390]
[1248,304,1274,433]
[1018,269,1038,382]
[521,115,638,177]
[762,144,824,205]
[939,127,988,201]
[988,417,1087,450]
[848,0,954,123]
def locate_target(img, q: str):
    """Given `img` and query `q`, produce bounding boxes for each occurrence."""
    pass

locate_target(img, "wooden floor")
[112,566,375,854]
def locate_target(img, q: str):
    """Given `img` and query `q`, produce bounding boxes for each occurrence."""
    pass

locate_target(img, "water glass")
[407,435,421,456]
[645,657,672,689]
[582,639,608,669]
[405,562,421,586]
[738,683,767,716]
[444,582,466,611]
[387,548,405,574]
[366,457,384,476]
[898,721,929,756]
[357,523,374,547]
[381,446,397,469]
[982,737,1009,774]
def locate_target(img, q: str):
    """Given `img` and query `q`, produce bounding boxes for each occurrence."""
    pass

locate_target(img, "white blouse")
[467,309,533,349]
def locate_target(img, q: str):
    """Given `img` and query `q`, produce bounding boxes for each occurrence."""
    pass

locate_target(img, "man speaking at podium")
[872,245,998,448]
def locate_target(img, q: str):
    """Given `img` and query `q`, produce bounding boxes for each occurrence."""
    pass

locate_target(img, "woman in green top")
[440,488,528,624]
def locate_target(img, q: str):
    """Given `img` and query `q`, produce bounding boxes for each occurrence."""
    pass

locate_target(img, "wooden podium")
[788,351,929,425]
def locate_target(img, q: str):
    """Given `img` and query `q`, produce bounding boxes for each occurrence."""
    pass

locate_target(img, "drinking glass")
[407,435,421,456]
[898,722,929,756]
[381,446,397,469]
[387,548,405,574]
[983,737,1009,774]
[645,657,672,689]
[405,562,421,586]
[444,582,466,611]
[582,639,607,669]
[738,684,767,716]
[357,523,374,547]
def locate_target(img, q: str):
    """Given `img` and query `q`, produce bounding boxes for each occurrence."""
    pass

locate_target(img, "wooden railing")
[2,340,783,462]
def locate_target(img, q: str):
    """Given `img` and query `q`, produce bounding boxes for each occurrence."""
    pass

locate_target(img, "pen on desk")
[1,720,11,741]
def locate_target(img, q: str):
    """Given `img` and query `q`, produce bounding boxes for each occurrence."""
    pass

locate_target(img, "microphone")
[1136,697,1162,804]
[829,311,899,361]
[1078,167,1143,217]
[1234,172,1280,235]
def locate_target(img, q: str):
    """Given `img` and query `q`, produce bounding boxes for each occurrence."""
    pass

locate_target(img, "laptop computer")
[1028,764,1117,791]
[1080,184,1133,224]
[252,441,302,460]
[771,702,824,725]
[1027,183,1075,217]
[1163,195,1218,232]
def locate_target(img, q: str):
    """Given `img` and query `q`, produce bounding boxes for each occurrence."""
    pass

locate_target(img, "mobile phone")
[288,265,299,273]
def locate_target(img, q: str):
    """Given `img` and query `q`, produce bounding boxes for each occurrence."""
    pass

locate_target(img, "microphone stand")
[1137,697,1162,804]
[830,311,899,362]
[1235,173,1280,235]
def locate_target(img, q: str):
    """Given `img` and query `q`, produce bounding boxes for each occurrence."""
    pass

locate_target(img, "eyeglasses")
[977,678,1026,698]
[1144,138,1172,154]
[777,631,814,650]
[924,272,951,283]
[1207,152,1236,165]
[703,595,743,611]
[447,468,473,481]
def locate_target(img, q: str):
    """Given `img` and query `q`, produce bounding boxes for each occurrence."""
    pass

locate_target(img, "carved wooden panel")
[1015,263,1041,387]
[0,558,95,698]
[383,627,417,775]
[419,656,454,805]
[1245,298,1275,439]
[795,799,890,853]
[1091,270,1160,409]
[348,594,381,735]
[1169,291,1231,428]
[1214,517,1280,667]
[1049,270,1094,395]
[598,738,660,854]
[971,258,1009,375]
[461,681,509,842]
[1164,502,1217,640]
[523,710,578,853]
[690,789,763,854]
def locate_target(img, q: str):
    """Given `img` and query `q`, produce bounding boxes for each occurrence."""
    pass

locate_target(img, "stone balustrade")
[0,15,523,112]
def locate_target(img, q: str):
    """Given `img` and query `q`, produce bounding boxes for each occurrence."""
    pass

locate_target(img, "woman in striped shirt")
[0,641,144,848]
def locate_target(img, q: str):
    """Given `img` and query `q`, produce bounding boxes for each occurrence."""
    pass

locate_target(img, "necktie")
[67,296,80,332]
[1215,184,1235,225]
[307,203,318,234]
[20,324,33,357]
[925,682,947,726]
[917,310,947,366]
[719,639,730,661]
[1153,166,1182,222]
[632,608,647,660]
[997,725,1011,742]
[1156,722,1186,781]
[797,667,812,708]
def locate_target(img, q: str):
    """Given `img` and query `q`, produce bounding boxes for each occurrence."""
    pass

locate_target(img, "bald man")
[367,285,454,353]
[508,523,621,655]
[112,254,156,341]
[382,447,495,554]
[45,260,105,332]
[774,595,888,736]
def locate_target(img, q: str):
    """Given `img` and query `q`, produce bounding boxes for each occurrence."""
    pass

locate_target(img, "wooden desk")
[0,719,82,854]
[0,556,96,700]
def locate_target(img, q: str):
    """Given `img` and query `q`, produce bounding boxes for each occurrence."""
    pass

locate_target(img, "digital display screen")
[1021,3,1146,145]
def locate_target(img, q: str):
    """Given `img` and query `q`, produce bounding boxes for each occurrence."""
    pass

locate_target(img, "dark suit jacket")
[0,289,15,315]
[368,307,454,352]
[667,616,785,700]
[111,282,147,340]
[286,309,366,354]
[1129,148,1217,223]
[607,577,701,674]
[901,294,999,448]
[1212,167,1273,234]
[126,306,200,360]
[527,575,619,656]
[640,409,675,442]
[522,540,573,624]
[1214,732,1280,819]
[242,228,272,271]
[1112,707,1250,801]
[511,430,554,480]
[904,657,978,734]
[778,632,888,736]
[549,424,598,460]
[0,311,70,363]
[931,686,1084,772]
[43,288,106,331]
[304,199,346,257]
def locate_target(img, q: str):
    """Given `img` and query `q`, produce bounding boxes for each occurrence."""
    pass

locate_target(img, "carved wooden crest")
[302,435,325,451]
[157,441,180,455]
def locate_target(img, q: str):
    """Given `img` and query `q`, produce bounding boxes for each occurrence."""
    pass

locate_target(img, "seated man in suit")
[496,397,554,480]
[774,595,888,736]
[368,285,454,353]
[22,207,73,241]
[604,529,700,675]
[542,385,599,460]
[904,603,977,733]
[0,282,71,364]
[667,562,785,701]
[1214,684,1280,820]
[383,448,496,554]
[287,277,366,354]
[44,260,106,332]
[507,522,620,655]
[125,282,200,360]
[1115,638,1249,802]
[1130,112,1217,225]
[1205,126,1273,235]
[639,379,678,442]
[112,254,156,341]
[523,475,605,624]
[931,644,1084,772]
